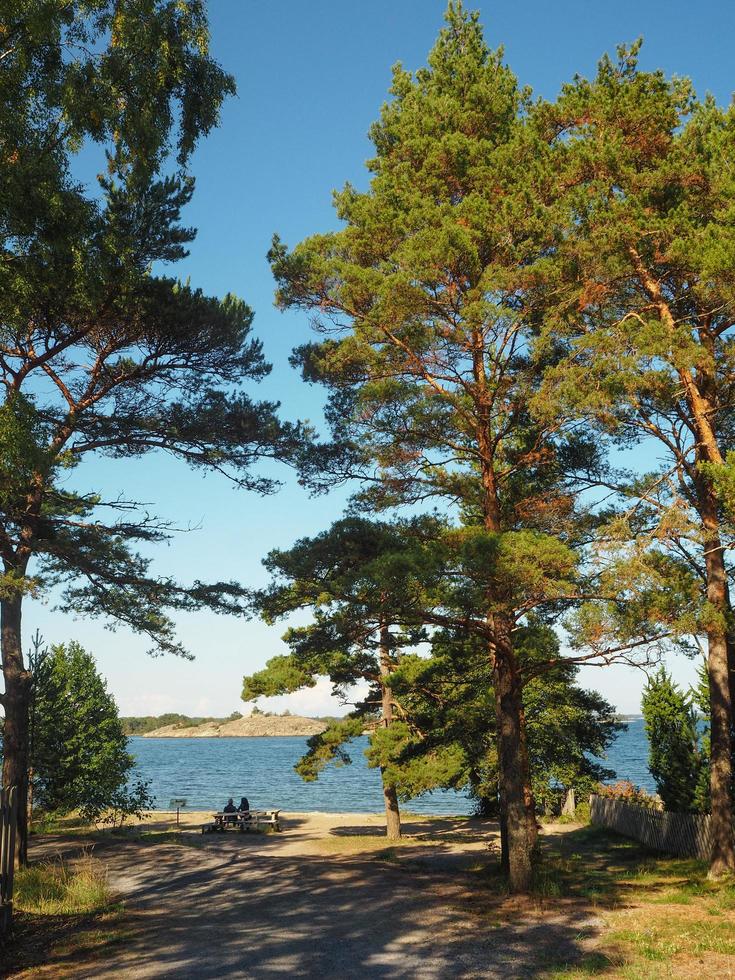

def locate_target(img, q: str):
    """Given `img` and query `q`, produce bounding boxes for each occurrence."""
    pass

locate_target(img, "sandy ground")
[17,811,602,979]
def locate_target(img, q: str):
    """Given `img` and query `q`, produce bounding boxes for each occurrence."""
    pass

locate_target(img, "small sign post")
[169,798,187,826]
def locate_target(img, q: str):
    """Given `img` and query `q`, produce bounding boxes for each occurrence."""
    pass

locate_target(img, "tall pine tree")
[267,3,612,892]
[0,1,305,862]
[533,44,735,873]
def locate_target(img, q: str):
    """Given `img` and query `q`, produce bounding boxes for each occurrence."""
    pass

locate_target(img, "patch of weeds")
[2,858,127,978]
[29,811,93,837]
[15,853,109,916]
[532,860,564,898]
[606,908,735,974]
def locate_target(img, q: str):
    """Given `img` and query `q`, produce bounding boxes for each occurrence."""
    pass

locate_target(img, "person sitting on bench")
[238,797,249,813]
[223,797,238,825]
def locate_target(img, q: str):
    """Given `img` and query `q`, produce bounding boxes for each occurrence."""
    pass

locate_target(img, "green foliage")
[242,655,317,701]
[641,670,707,813]
[0,0,307,659]
[31,641,151,823]
[388,625,623,814]
[295,718,365,781]
[699,454,735,521]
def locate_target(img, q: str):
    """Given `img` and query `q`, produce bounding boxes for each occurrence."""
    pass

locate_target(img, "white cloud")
[251,678,370,718]
[117,691,178,716]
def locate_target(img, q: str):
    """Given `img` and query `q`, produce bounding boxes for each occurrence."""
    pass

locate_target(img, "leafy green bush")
[31,641,152,825]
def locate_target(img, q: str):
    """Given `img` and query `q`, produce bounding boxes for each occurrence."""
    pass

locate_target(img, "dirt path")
[20,813,602,978]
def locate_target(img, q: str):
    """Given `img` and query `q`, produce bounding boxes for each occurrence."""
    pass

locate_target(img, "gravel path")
[24,814,602,979]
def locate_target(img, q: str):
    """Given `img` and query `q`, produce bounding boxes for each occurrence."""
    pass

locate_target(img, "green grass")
[537,826,735,977]
[15,854,111,916]
[315,833,433,856]
[3,853,128,977]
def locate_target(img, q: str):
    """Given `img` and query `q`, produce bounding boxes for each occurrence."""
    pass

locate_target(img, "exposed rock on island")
[141,714,328,738]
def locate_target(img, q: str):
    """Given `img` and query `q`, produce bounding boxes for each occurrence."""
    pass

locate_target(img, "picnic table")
[202,809,281,834]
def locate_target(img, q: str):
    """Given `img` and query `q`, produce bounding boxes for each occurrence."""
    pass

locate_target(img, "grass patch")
[15,854,110,916]
[538,826,735,977]
[28,811,91,836]
[1,855,126,978]
[315,833,433,856]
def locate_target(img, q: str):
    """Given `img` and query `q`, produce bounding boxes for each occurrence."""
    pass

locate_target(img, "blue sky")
[28,0,735,716]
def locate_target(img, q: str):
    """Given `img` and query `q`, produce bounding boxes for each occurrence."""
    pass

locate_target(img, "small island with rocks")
[122,710,330,738]
[142,714,328,738]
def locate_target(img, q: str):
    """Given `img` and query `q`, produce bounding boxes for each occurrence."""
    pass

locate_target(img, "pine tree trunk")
[702,528,735,875]
[379,623,401,840]
[381,775,401,841]
[691,476,735,877]
[625,269,735,877]
[492,616,536,893]
[1,593,31,867]
[499,803,509,876]
[472,350,536,892]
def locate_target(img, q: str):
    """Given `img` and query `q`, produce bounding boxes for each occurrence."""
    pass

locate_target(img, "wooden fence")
[590,793,712,861]
[0,786,17,933]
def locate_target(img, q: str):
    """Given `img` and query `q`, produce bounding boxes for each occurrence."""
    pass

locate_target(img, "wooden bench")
[202,809,281,834]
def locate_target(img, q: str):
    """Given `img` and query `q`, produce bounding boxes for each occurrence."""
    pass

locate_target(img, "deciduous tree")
[30,639,151,823]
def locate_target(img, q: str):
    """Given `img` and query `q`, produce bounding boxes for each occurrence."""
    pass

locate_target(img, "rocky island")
[140,713,328,738]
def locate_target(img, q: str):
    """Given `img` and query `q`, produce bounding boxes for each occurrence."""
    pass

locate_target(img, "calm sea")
[128,717,653,815]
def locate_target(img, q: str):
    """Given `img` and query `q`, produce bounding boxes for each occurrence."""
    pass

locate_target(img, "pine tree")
[0,1,305,862]
[387,624,622,817]
[242,518,433,839]
[533,44,735,873]
[267,2,605,893]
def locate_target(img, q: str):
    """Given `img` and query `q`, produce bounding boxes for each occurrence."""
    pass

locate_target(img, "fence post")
[0,786,18,933]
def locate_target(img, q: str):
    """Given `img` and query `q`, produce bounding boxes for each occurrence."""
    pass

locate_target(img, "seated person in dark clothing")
[238,797,249,813]
[223,797,238,824]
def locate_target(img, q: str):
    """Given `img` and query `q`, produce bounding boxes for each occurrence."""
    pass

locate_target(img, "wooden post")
[0,786,18,933]
[561,788,576,817]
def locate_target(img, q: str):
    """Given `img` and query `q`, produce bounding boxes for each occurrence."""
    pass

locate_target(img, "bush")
[596,780,662,810]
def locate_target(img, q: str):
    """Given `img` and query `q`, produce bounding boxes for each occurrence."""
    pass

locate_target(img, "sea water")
[128,717,654,814]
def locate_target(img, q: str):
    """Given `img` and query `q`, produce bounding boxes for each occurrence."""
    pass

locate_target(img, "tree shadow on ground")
[535,824,707,908]
[329,815,495,844]
[13,823,718,979]
[10,825,604,978]
[0,905,130,978]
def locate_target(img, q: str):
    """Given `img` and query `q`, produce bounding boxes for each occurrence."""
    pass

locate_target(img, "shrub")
[596,780,662,810]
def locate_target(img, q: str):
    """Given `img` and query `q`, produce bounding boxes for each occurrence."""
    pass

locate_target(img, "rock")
[141,715,328,738]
